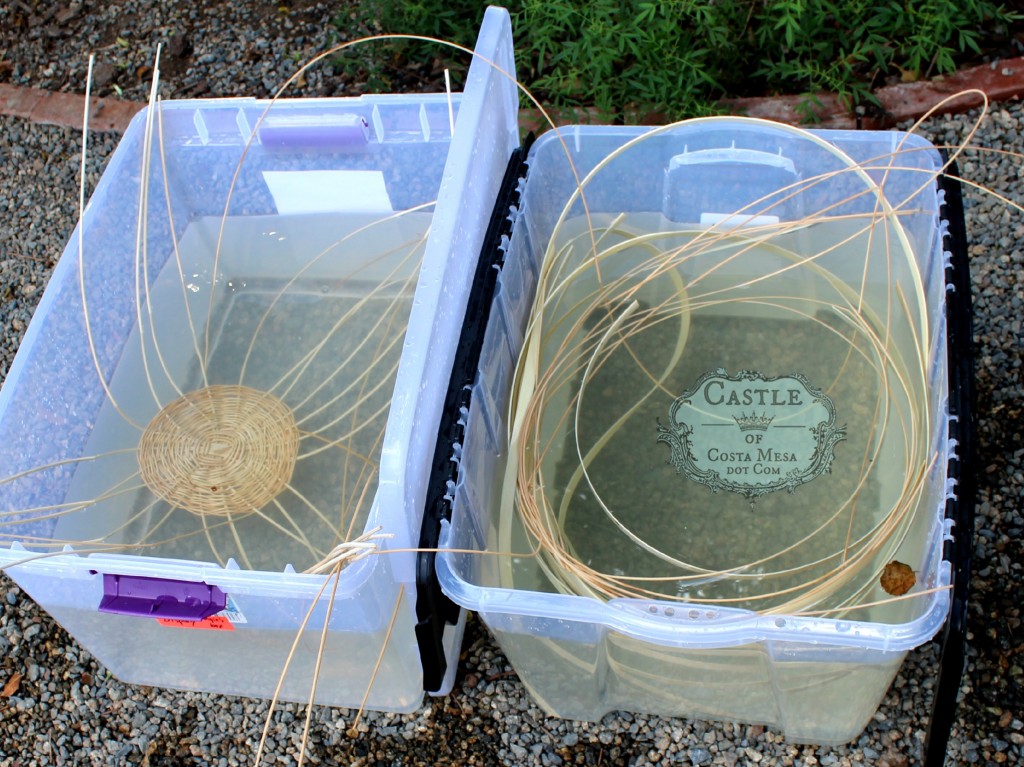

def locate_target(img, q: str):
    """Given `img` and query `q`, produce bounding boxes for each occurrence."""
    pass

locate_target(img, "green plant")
[752,0,1017,112]
[336,0,1020,122]
[330,0,481,94]
[518,0,736,118]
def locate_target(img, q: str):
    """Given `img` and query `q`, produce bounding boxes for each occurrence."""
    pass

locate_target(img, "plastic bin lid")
[403,5,520,694]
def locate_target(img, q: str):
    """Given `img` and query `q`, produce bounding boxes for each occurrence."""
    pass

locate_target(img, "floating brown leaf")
[880,560,916,596]
[1,672,23,698]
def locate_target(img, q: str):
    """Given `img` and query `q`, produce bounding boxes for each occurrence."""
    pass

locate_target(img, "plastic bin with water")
[0,7,519,710]
[437,121,960,743]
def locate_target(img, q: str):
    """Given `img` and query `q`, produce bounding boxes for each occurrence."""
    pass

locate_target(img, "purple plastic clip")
[98,574,227,621]
[258,113,371,151]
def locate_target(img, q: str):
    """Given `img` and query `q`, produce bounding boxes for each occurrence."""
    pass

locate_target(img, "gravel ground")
[1,3,1023,766]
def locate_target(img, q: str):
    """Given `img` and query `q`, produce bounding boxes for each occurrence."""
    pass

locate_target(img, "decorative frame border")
[657,368,847,501]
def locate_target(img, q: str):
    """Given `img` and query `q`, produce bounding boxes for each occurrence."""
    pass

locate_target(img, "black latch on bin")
[415,137,534,693]
[924,161,977,767]
[416,144,980,755]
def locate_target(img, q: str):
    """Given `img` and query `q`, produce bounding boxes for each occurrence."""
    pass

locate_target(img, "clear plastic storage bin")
[436,121,964,743]
[0,9,518,709]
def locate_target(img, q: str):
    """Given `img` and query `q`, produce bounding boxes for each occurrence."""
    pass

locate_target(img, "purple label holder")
[97,573,227,621]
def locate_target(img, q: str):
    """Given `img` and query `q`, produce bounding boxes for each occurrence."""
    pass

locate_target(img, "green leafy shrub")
[336,0,1020,122]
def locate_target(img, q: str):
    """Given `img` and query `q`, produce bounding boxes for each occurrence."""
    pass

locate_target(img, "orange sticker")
[156,615,235,631]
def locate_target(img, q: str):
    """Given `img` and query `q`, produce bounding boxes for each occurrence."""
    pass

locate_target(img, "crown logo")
[733,411,774,431]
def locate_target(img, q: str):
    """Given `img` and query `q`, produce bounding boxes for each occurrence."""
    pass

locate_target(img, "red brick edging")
[0,83,143,133]
[3,56,1024,134]
[724,56,1024,129]
[519,56,1024,132]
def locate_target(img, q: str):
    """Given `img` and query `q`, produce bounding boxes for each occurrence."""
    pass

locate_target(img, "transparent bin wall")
[479,615,907,745]
[438,121,953,742]
[0,95,457,709]
[7,551,423,710]
[0,0,520,707]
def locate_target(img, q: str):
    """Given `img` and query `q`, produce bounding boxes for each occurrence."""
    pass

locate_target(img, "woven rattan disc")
[138,385,299,517]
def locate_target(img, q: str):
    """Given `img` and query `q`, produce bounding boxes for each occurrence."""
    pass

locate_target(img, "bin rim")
[436,520,953,653]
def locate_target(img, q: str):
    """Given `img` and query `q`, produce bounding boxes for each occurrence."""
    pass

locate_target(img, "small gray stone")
[688,746,712,765]
[90,61,118,89]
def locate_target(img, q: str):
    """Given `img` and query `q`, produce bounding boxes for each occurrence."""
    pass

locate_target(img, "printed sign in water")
[658,368,846,503]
